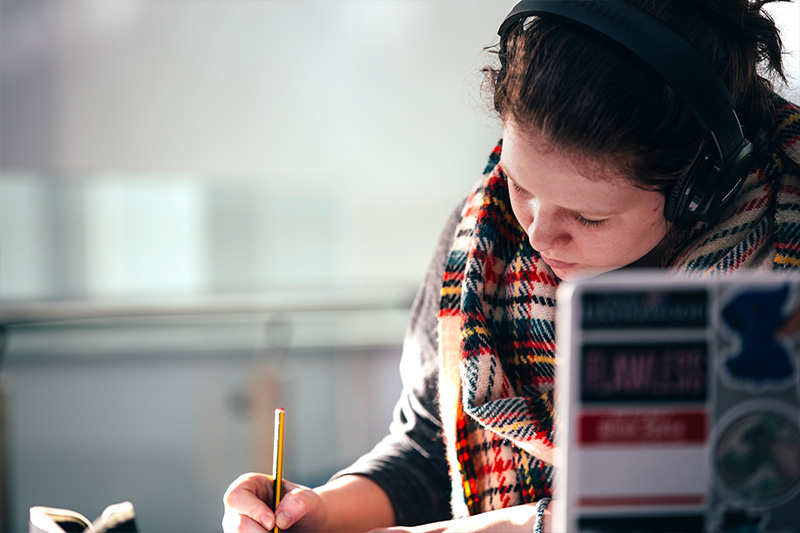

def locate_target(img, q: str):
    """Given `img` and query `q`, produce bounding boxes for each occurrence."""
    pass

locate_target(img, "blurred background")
[0,1,797,532]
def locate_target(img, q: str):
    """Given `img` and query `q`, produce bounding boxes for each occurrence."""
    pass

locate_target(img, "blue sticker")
[721,284,795,384]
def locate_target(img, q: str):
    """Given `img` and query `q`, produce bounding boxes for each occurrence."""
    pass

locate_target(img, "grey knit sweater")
[331,200,466,526]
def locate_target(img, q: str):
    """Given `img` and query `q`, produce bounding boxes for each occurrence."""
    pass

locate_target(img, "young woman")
[223,1,800,531]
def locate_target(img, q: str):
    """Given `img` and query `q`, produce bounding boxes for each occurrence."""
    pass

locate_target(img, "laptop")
[554,271,800,532]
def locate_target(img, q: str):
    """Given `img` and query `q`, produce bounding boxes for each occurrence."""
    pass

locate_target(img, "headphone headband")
[498,0,744,160]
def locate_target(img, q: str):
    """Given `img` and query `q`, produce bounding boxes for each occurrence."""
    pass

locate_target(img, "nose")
[526,206,569,251]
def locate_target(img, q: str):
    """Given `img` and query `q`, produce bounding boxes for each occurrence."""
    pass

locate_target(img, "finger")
[222,511,270,533]
[223,474,275,530]
[272,486,317,531]
[224,472,275,503]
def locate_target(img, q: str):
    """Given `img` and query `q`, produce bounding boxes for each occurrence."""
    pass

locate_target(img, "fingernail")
[260,515,273,530]
[275,511,291,530]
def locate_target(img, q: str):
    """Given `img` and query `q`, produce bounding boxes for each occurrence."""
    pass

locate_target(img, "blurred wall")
[1,0,798,300]
[0,0,514,301]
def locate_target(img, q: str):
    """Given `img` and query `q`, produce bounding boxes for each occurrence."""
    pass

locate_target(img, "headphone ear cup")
[664,173,690,227]
[663,139,754,229]
[663,137,717,229]
[664,156,709,229]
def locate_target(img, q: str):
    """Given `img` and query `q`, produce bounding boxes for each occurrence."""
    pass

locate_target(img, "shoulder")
[769,94,800,169]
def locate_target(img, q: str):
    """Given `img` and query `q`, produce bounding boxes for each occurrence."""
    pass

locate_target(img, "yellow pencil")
[272,407,285,533]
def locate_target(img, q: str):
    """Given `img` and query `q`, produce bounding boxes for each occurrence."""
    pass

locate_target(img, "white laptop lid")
[554,271,800,532]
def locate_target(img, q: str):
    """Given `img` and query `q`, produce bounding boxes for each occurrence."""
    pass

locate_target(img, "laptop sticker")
[721,284,796,385]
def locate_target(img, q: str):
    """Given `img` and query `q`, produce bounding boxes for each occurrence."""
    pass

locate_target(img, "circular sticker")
[715,409,800,505]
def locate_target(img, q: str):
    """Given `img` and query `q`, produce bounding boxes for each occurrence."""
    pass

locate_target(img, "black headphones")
[498,0,755,229]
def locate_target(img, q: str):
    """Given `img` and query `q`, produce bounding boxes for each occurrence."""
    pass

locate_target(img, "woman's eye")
[509,180,530,196]
[574,213,607,227]
[508,176,607,227]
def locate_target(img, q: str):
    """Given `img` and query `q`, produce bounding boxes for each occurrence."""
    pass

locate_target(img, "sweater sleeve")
[329,199,465,526]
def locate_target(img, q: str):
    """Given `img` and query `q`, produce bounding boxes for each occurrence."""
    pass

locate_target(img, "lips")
[541,255,576,270]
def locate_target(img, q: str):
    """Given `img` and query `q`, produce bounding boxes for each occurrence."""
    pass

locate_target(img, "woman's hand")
[222,473,395,532]
[222,473,328,532]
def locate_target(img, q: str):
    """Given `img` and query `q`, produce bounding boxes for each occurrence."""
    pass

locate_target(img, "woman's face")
[501,122,671,281]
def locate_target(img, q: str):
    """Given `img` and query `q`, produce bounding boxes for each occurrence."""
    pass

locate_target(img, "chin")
[551,265,610,282]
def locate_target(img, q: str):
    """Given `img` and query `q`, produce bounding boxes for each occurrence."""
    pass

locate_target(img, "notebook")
[553,271,800,533]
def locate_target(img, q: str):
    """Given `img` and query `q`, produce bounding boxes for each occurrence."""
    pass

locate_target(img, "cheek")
[577,213,666,260]
[618,207,669,252]
[622,197,668,240]
[643,203,668,234]
[574,231,618,257]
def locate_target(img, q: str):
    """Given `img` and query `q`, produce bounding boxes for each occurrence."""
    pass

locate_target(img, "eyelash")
[509,178,607,227]
[574,214,607,227]
[509,179,528,196]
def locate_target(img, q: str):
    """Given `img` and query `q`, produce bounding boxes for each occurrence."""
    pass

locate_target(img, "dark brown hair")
[485,0,788,191]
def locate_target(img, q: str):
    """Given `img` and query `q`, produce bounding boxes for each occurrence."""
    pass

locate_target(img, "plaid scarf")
[438,95,800,518]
